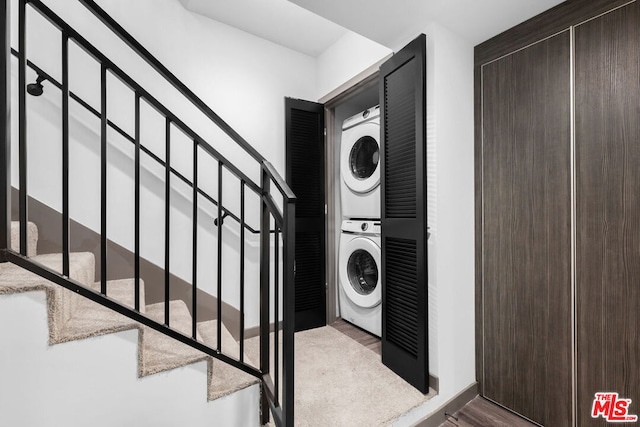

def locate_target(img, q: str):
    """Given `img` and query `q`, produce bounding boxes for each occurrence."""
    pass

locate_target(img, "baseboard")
[411,382,478,427]
[429,375,439,393]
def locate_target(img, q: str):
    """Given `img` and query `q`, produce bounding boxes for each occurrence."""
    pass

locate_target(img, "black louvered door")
[380,34,428,393]
[285,98,326,332]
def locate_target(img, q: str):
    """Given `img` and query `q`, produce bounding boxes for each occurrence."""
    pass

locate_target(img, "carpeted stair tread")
[10,221,38,257]
[0,252,95,293]
[197,320,259,400]
[0,252,97,344]
[3,221,259,405]
[56,278,146,343]
[140,300,207,376]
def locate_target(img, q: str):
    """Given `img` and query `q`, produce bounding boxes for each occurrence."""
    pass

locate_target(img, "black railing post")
[100,63,107,294]
[134,93,141,311]
[18,0,27,256]
[282,197,296,427]
[259,165,271,426]
[239,180,245,362]
[192,140,198,339]
[0,0,9,261]
[61,34,70,276]
[274,226,280,407]
[216,162,223,351]
[164,117,171,326]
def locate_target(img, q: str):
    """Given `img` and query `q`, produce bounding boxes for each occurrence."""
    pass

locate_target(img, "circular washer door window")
[347,249,378,295]
[339,236,381,308]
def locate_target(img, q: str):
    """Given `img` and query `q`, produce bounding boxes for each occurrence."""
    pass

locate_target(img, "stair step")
[198,320,259,400]
[0,252,94,297]
[10,221,38,257]
[56,278,146,343]
[140,300,207,376]
[0,252,96,343]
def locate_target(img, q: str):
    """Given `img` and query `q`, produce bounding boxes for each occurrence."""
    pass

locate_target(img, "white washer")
[341,106,380,219]
[338,219,381,337]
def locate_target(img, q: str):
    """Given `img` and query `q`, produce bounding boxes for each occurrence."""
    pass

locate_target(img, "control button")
[361,223,368,231]
[363,110,370,119]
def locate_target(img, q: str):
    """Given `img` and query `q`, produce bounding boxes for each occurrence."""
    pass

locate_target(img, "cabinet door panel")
[482,30,572,426]
[575,3,640,425]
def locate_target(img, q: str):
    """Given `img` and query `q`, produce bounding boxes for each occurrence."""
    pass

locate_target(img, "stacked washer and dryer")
[338,106,382,337]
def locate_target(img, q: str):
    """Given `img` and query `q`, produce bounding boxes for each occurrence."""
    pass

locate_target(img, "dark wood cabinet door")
[575,3,640,425]
[285,98,326,332]
[481,31,572,426]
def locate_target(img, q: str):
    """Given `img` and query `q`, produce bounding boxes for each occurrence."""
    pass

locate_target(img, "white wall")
[316,31,391,99]
[394,22,476,426]
[0,292,261,427]
[11,0,318,328]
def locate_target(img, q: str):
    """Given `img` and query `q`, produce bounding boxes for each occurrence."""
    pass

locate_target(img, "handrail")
[3,0,296,425]
[27,0,263,198]
[263,161,296,202]
[77,0,265,165]
[76,0,295,207]
[13,47,264,234]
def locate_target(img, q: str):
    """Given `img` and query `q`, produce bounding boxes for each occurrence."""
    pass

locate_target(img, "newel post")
[0,0,11,261]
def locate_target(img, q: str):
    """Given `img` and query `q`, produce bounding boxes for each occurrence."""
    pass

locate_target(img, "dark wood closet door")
[481,31,572,426]
[379,34,429,393]
[285,98,326,332]
[575,3,640,425]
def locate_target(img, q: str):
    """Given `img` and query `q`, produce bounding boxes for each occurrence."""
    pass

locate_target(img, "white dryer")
[338,219,381,337]
[341,106,381,219]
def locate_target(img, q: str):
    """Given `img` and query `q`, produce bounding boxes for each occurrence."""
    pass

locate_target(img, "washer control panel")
[341,219,381,235]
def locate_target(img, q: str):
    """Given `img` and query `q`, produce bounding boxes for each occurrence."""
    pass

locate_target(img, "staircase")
[0,0,295,425]
[1,220,259,401]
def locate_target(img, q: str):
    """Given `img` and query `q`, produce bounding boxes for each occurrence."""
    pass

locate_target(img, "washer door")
[339,236,381,308]
[341,122,380,194]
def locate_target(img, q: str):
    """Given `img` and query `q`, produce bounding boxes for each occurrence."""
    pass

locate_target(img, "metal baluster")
[100,63,107,294]
[274,226,280,406]
[0,0,10,259]
[134,93,140,311]
[165,117,171,326]
[192,140,198,339]
[18,0,27,256]
[216,162,223,351]
[61,34,69,276]
[259,166,271,426]
[239,180,245,362]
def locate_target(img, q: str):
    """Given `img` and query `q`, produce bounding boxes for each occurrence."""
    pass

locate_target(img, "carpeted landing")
[246,326,436,426]
[2,221,435,425]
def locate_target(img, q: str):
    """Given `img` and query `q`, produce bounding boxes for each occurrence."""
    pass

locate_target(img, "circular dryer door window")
[341,122,380,194]
[339,236,381,308]
[350,136,379,180]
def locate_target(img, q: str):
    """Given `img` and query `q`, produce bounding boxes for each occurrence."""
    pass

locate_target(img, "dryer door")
[341,122,380,194]
[339,236,381,308]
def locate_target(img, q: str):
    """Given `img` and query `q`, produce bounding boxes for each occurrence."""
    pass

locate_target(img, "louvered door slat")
[380,34,429,393]
[285,98,326,332]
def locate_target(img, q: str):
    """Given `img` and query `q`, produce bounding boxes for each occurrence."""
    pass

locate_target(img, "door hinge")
[323,128,327,136]
[325,204,328,215]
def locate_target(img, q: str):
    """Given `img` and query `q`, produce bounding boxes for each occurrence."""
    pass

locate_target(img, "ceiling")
[178,0,565,56]
[177,0,347,57]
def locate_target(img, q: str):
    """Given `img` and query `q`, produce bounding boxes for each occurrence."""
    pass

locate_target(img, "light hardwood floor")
[330,318,381,355]
[439,397,538,427]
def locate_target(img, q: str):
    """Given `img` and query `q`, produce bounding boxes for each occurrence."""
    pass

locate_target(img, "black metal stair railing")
[0,0,295,426]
